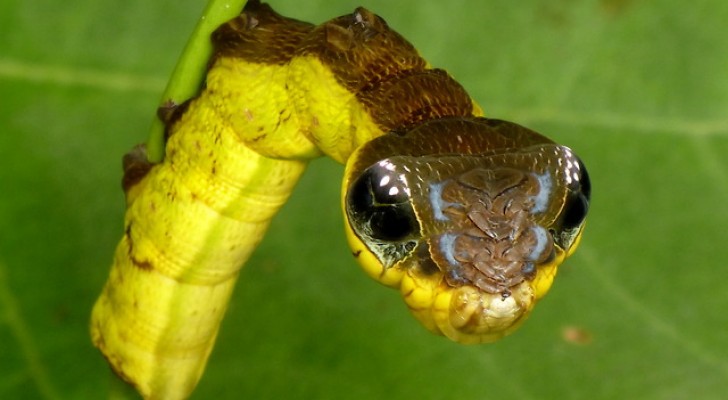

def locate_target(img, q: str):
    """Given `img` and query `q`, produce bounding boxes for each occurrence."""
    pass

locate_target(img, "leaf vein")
[0,58,165,93]
[495,106,728,137]
[0,261,61,400]
[578,245,728,376]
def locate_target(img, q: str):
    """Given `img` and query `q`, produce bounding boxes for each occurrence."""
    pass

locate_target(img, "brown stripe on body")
[211,0,315,65]
[361,69,474,132]
[294,7,475,132]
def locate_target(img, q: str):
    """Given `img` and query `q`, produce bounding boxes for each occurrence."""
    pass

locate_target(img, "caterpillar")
[90,1,590,399]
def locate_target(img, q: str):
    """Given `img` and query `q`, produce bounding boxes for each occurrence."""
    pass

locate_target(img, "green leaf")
[2,0,727,399]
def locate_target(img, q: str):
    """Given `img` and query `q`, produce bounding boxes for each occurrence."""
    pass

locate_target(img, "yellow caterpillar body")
[91,2,590,399]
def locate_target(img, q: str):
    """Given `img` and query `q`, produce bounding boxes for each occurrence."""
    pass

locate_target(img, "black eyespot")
[347,160,419,242]
[561,157,590,230]
[561,192,589,230]
[551,156,590,250]
[576,157,591,203]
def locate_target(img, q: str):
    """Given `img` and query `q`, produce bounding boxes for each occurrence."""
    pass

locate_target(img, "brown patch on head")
[347,118,554,182]
[428,168,555,295]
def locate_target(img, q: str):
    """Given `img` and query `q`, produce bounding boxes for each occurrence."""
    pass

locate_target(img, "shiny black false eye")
[551,155,590,250]
[561,190,589,231]
[346,160,419,241]
[560,157,590,230]
[552,156,590,251]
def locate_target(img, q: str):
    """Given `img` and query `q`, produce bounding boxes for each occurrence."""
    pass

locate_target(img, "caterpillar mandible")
[91,1,590,399]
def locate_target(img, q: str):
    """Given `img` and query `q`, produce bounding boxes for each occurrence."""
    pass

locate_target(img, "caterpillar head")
[342,118,590,343]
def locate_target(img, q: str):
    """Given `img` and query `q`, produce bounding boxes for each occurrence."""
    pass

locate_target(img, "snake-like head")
[342,117,590,343]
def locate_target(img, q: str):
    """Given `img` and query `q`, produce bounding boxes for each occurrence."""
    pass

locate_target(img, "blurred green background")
[2,0,727,398]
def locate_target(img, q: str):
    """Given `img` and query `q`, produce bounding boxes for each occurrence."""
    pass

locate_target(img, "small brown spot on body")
[244,109,254,121]
[157,100,177,122]
[158,99,192,139]
[122,145,154,194]
[279,109,291,123]
[130,256,153,271]
[125,222,154,271]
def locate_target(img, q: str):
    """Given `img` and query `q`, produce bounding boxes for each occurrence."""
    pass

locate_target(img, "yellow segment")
[91,55,312,399]
[287,55,384,163]
[206,57,320,160]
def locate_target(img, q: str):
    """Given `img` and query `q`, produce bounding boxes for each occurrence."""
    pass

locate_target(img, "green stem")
[145,0,249,162]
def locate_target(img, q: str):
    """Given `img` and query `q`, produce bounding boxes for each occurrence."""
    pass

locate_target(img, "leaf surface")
[1,0,727,398]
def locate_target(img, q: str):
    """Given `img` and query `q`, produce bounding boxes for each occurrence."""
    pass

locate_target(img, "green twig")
[145,0,249,162]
